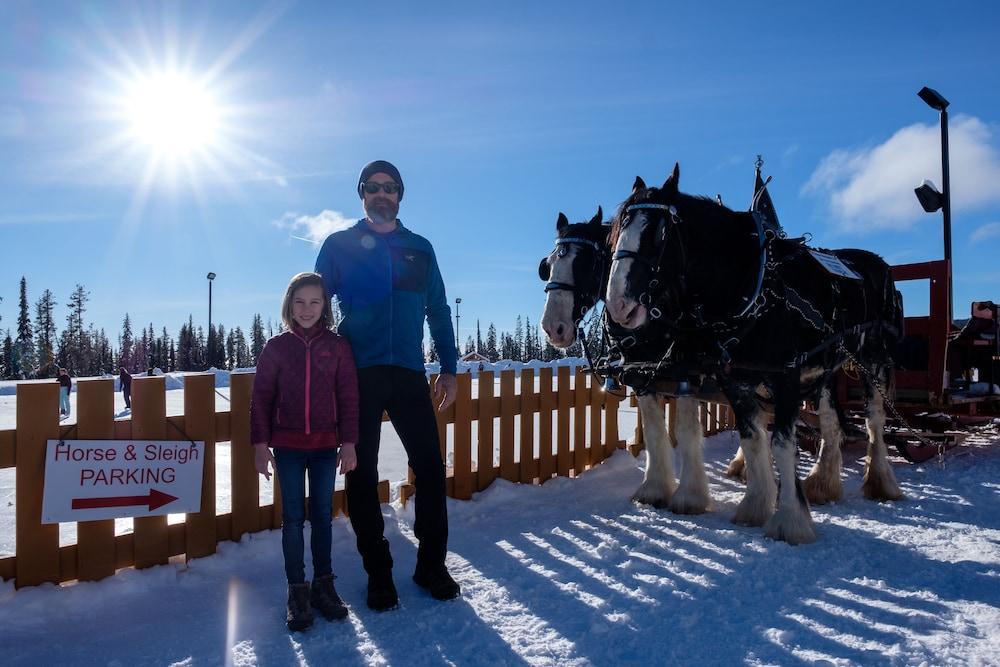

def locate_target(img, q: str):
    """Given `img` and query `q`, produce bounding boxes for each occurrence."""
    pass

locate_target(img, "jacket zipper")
[387,235,394,365]
[292,331,314,435]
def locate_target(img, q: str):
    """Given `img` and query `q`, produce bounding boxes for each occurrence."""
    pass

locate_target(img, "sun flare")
[123,71,221,158]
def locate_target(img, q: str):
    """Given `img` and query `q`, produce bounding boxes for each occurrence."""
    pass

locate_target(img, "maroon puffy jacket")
[250,325,359,449]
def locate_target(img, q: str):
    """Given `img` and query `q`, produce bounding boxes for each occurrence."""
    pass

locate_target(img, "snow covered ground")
[2,413,1000,665]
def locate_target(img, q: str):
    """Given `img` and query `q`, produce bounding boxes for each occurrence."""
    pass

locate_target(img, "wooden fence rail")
[0,366,733,588]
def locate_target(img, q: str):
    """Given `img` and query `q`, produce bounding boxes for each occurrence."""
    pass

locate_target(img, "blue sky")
[2,1,999,345]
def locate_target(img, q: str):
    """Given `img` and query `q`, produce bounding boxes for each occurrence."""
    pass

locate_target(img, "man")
[315,159,459,611]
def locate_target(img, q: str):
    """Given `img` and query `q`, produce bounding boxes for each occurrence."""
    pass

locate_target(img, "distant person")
[315,159,460,611]
[57,368,72,418]
[251,272,359,632]
[119,367,132,409]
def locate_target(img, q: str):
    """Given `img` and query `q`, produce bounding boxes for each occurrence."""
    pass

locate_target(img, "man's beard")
[366,199,399,226]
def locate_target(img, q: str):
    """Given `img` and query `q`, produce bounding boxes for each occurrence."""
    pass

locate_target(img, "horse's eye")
[557,246,569,258]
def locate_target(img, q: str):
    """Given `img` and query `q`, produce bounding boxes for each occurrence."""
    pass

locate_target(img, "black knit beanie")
[357,160,404,201]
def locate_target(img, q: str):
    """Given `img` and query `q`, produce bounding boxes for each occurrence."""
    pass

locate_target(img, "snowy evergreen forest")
[0,277,596,379]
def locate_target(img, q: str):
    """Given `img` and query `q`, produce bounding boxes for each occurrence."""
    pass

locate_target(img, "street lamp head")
[207,272,216,281]
[918,86,949,112]
[456,297,462,304]
[914,180,944,213]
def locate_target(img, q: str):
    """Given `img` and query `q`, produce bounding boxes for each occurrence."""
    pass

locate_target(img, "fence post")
[15,382,61,588]
[499,370,516,480]
[75,378,116,582]
[537,367,555,483]
[477,371,496,491]
[589,374,603,466]
[132,375,169,569]
[556,366,571,477]
[604,387,623,457]
[230,372,259,540]
[573,367,588,475]
[453,373,473,500]
[184,374,217,559]
[519,368,537,483]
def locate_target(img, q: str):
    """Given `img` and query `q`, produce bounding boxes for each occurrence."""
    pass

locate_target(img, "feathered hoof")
[802,471,843,505]
[731,492,774,527]
[669,488,711,515]
[862,467,905,502]
[631,480,675,509]
[725,456,746,481]
[764,506,816,545]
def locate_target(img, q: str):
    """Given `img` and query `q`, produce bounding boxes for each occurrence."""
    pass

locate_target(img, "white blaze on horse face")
[540,245,579,349]
[606,211,648,329]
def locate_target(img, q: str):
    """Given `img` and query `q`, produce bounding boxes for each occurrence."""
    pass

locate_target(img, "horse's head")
[606,163,682,329]
[539,207,608,349]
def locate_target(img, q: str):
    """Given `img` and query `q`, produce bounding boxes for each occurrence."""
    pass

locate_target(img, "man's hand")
[433,373,457,411]
[339,443,357,474]
[253,443,276,480]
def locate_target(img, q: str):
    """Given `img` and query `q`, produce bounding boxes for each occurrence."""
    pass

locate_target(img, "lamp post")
[455,297,462,355]
[914,86,952,321]
[207,272,216,368]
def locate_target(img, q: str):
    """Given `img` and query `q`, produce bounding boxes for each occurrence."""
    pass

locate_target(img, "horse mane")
[609,186,740,249]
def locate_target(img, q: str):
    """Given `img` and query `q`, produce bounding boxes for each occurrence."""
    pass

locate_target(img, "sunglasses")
[362,181,401,195]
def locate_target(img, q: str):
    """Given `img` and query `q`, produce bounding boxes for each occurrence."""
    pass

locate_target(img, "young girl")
[251,272,359,632]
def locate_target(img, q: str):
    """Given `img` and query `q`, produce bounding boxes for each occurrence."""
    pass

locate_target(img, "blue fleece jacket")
[315,220,457,374]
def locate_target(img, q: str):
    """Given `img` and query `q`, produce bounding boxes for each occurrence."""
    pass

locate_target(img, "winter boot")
[286,582,314,632]
[366,570,399,612]
[310,574,349,621]
[413,565,461,601]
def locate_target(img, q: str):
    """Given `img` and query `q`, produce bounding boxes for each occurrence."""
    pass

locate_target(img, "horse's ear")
[556,212,569,230]
[632,176,646,193]
[662,163,680,194]
[589,206,603,225]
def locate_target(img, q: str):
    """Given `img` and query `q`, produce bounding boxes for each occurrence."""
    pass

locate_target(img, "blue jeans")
[273,447,338,585]
[59,387,70,416]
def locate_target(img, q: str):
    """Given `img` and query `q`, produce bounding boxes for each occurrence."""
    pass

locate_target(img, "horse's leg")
[803,381,844,504]
[732,410,776,526]
[725,446,746,481]
[631,393,677,508]
[764,374,816,544]
[861,365,904,501]
[730,390,776,527]
[669,396,711,514]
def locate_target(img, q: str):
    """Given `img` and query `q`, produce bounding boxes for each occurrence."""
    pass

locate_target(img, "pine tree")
[426,338,438,362]
[214,324,226,369]
[476,320,483,354]
[15,277,36,377]
[233,326,250,368]
[542,339,561,362]
[514,316,524,362]
[34,289,57,375]
[250,314,266,365]
[464,335,475,354]
[195,326,206,370]
[1,329,13,379]
[64,284,90,374]
[486,323,498,362]
[119,314,134,372]
[225,329,236,369]
[524,316,536,361]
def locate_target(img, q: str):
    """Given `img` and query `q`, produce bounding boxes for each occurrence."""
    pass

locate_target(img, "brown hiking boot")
[413,565,461,601]
[311,574,349,621]
[286,582,314,632]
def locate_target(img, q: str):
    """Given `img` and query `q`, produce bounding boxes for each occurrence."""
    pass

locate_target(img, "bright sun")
[123,71,221,158]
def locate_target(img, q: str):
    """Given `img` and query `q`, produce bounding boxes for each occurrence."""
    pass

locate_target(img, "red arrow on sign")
[71,489,178,512]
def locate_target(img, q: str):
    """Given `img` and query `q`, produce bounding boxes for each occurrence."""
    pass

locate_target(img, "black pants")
[347,366,448,575]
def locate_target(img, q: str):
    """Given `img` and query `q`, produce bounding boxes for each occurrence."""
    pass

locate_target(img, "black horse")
[606,164,905,544]
[539,209,713,514]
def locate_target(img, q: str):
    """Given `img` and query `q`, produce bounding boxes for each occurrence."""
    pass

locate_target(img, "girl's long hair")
[280,272,334,331]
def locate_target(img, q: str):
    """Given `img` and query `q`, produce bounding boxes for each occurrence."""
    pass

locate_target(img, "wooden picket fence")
[0,366,734,589]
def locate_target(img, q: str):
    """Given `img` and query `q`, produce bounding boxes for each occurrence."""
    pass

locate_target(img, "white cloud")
[970,221,1000,243]
[274,209,356,245]
[803,116,1000,232]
